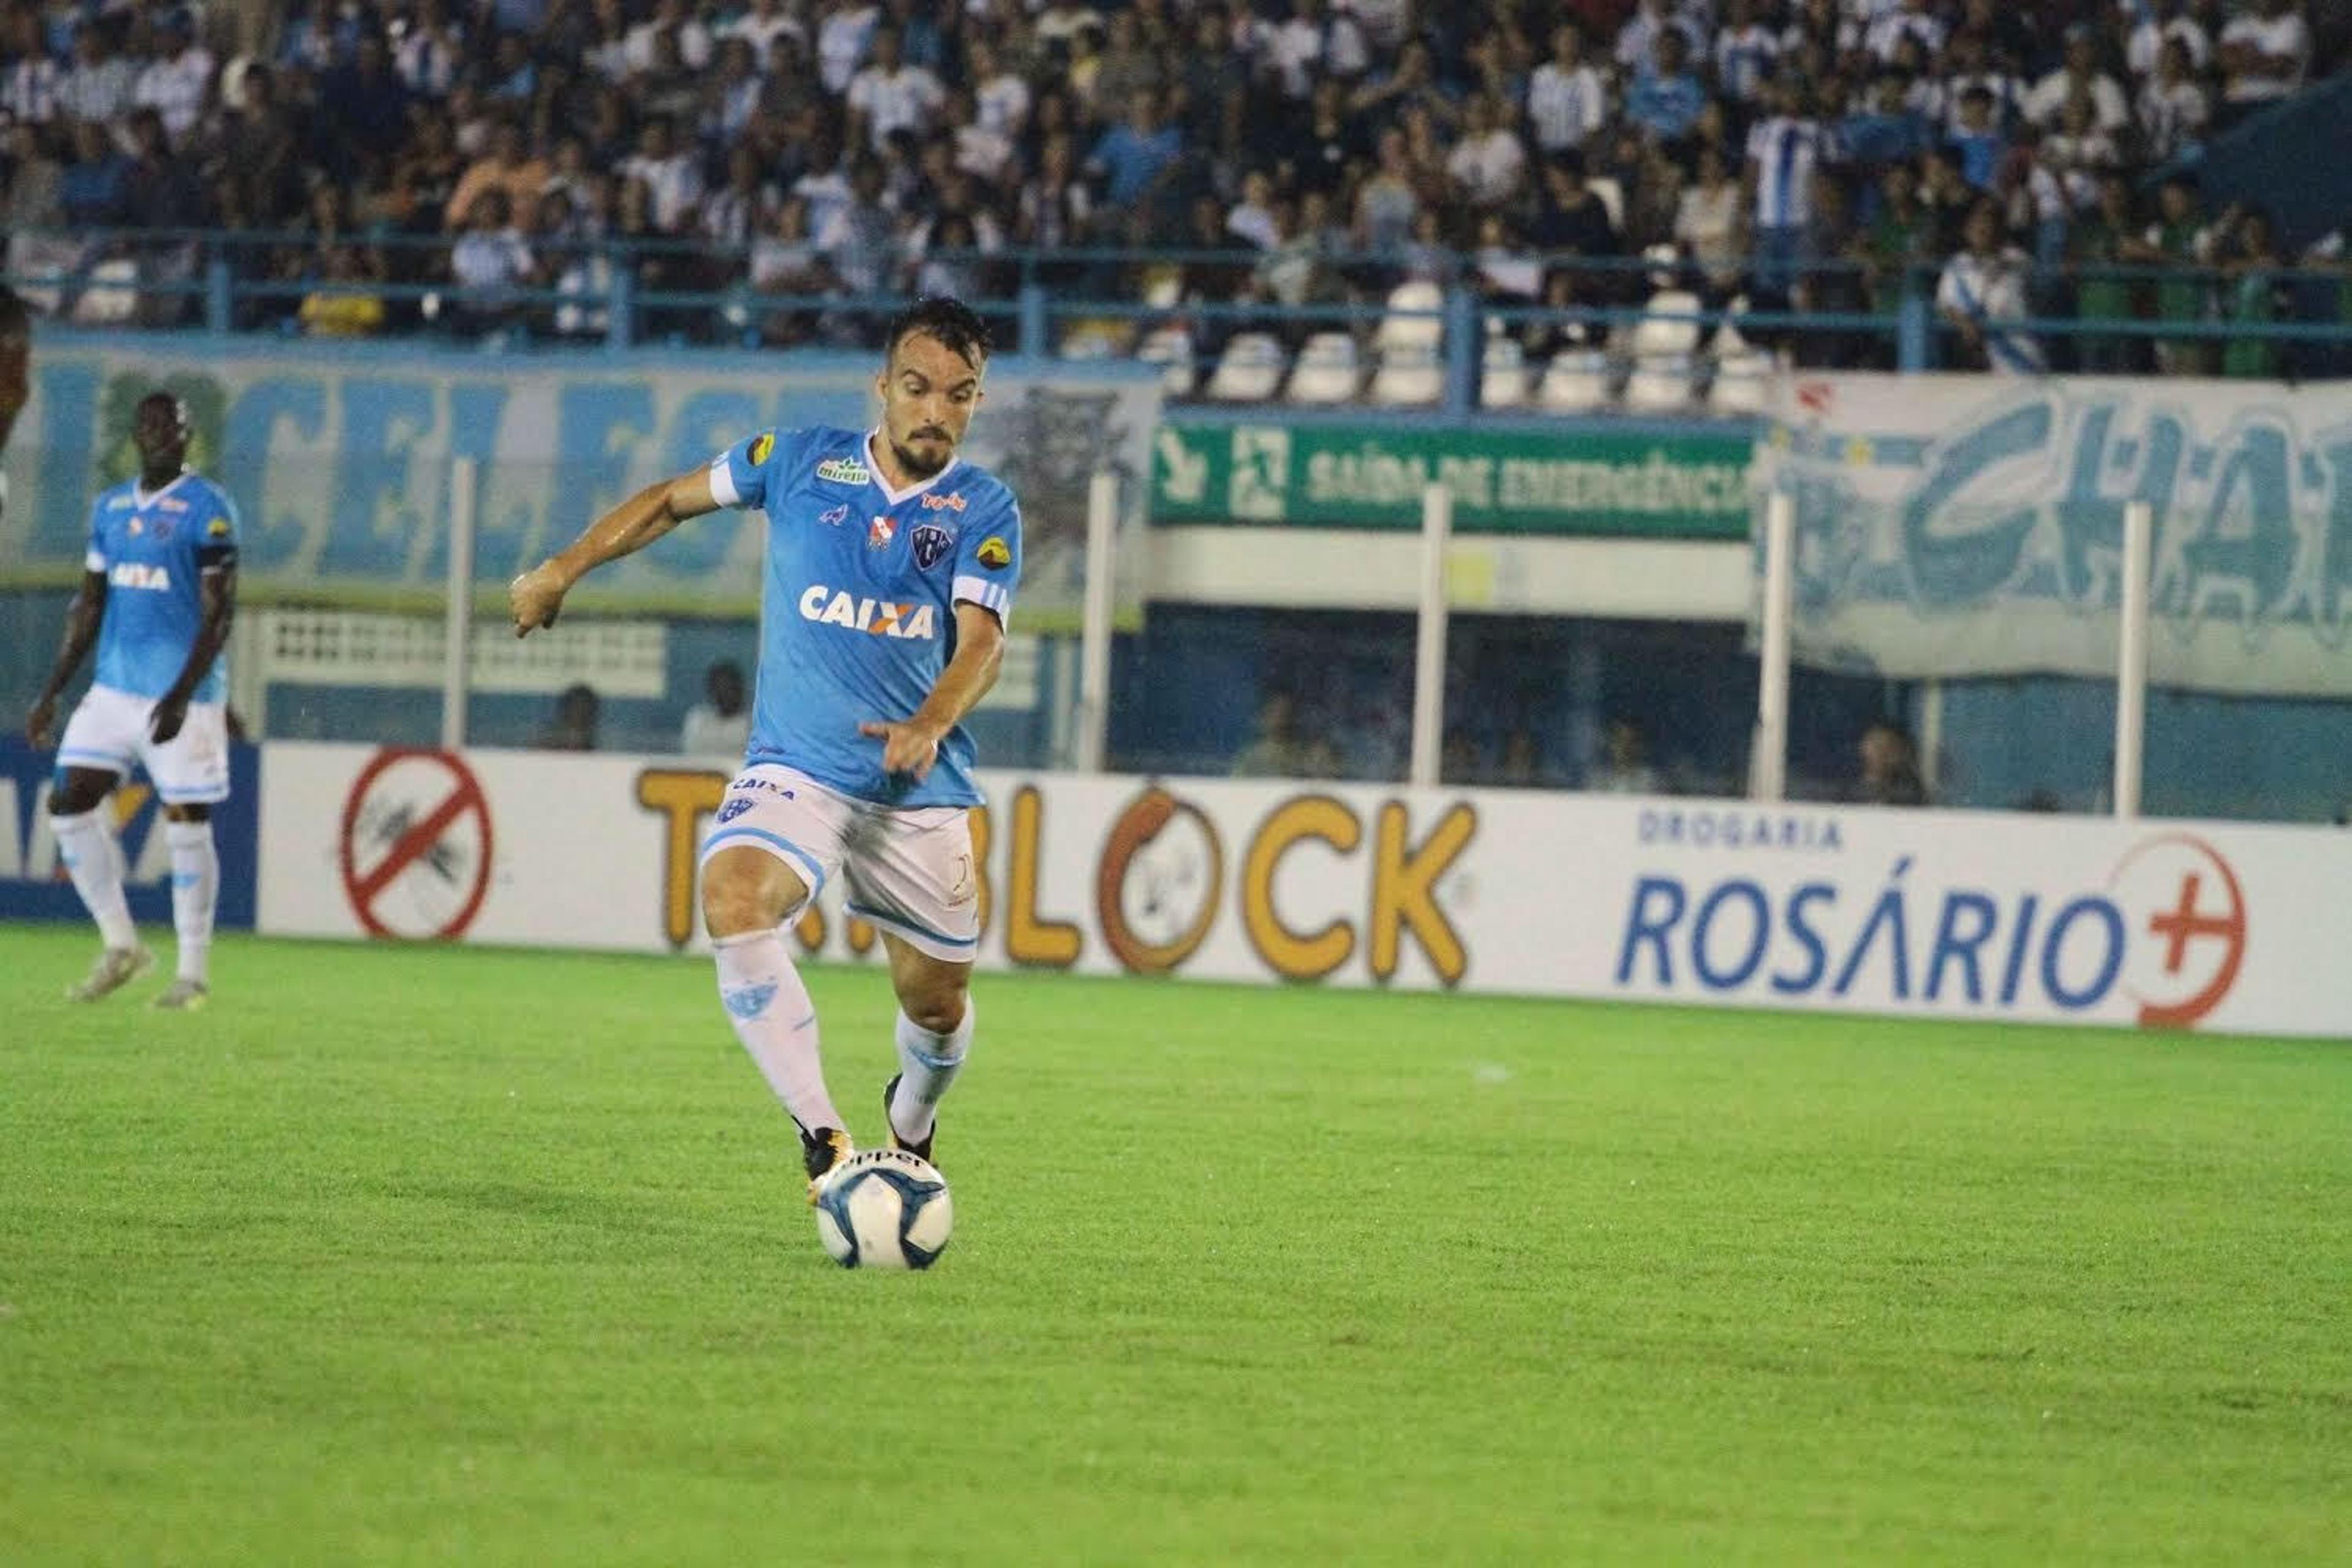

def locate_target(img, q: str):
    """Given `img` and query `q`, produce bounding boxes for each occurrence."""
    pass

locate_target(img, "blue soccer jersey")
[85,472,239,704]
[709,424,1023,807]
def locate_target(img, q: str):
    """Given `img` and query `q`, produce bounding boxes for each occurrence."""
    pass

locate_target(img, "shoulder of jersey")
[946,464,1015,514]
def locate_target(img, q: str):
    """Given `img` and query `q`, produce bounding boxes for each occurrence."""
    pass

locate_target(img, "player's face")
[876,332,983,481]
[132,396,189,473]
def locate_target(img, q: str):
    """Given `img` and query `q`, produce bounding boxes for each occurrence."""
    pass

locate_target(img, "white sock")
[714,930,843,1134]
[889,1000,973,1145]
[164,819,218,984]
[51,809,136,950]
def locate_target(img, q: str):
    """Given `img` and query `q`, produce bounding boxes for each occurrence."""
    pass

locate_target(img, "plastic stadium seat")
[1376,280,1445,353]
[1586,176,1625,232]
[1621,287,1705,412]
[1708,314,1775,415]
[1137,326,1197,398]
[1537,348,1614,412]
[1368,342,1444,405]
[1203,332,1288,401]
[1480,331,1529,409]
[70,258,141,326]
[1286,331,1362,403]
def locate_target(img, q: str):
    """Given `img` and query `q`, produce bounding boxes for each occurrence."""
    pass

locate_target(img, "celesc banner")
[0,340,1159,629]
[1753,374,2352,696]
[0,737,260,928]
[258,742,2352,1039]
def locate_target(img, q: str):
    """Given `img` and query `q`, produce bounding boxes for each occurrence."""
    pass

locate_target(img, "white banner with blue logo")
[1754,374,2352,696]
[0,339,1159,630]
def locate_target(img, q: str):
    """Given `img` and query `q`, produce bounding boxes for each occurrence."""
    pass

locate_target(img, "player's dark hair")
[886,296,992,371]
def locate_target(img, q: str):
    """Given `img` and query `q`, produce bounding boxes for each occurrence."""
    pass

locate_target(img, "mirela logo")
[109,562,172,590]
[815,455,870,485]
[799,584,938,639]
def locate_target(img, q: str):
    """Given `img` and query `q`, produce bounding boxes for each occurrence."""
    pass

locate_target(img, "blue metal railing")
[9,226,2351,413]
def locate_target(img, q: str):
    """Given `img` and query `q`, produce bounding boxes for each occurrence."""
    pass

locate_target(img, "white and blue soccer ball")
[813,1148,952,1270]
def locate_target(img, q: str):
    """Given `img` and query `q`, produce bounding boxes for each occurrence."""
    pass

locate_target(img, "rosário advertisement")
[254,743,2351,1039]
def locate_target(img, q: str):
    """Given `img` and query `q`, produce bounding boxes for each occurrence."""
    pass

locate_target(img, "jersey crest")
[911,523,953,570]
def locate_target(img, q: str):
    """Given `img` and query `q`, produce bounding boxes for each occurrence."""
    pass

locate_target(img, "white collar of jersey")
[862,429,958,507]
[132,472,190,509]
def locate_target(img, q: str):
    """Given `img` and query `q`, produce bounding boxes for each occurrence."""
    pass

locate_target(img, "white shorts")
[56,684,232,805]
[698,764,979,963]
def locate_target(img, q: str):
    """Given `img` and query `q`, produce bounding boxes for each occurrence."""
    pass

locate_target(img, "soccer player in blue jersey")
[26,393,240,1008]
[509,297,1020,1199]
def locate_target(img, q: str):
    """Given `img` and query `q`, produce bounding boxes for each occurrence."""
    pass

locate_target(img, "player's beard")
[889,428,954,480]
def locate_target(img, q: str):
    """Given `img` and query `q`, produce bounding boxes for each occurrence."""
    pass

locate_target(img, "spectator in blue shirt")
[61,119,132,227]
[1624,29,1706,145]
[1841,72,1933,170]
[1948,85,2008,191]
[1086,89,1184,230]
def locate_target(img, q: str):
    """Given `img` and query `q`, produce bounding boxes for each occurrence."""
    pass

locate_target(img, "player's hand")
[26,693,56,750]
[509,560,570,638]
[149,692,189,744]
[859,718,943,781]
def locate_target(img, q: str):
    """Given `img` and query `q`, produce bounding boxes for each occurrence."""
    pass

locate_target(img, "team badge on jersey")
[748,432,774,467]
[911,523,953,570]
[976,535,1012,570]
[868,515,896,548]
[817,455,870,486]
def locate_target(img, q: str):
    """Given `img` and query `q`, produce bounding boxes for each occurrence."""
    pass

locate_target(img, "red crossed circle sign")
[337,748,496,940]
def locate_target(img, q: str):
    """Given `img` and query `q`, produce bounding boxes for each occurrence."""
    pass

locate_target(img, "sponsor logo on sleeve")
[976,535,1012,570]
[748,432,775,467]
[207,516,232,538]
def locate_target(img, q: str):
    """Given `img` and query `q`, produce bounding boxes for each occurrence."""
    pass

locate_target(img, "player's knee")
[48,774,110,817]
[898,975,970,1036]
[701,852,803,938]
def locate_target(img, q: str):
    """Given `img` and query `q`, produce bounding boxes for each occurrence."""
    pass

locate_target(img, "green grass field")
[3,924,2348,1565]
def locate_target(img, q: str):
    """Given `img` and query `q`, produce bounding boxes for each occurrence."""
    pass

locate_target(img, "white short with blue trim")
[55,683,231,804]
[698,763,979,963]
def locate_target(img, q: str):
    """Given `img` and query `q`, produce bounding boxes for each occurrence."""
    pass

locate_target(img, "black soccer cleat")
[801,1126,853,1205]
[881,1074,935,1166]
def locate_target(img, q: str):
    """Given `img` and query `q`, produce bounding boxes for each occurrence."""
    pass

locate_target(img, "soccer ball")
[813,1148,952,1270]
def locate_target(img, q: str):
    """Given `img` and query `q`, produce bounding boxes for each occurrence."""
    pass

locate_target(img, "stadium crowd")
[0,0,2346,374]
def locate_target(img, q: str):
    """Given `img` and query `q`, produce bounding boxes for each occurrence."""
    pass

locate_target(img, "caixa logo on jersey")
[797,584,938,639]
[109,562,172,591]
[1613,830,2247,1029]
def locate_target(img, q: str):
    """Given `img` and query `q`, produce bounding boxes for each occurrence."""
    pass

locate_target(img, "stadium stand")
[2,0,2350,398]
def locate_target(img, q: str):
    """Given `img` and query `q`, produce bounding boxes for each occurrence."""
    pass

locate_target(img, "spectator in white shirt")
[845,27,943,154]
[448,189,538,332]
[2,10,59,126]
[1446,92,1528,211]
[2217,0,2309,126]
[58,25,138,125]
[1528,21,1607,153]
[678,662,752,763]
[1938,200,2044,374]
[2138,36,2211,162]
[1226,169,1281,249]
[624,0,712,75]
[2024,26,2128,135]
[2126,1,2211,78]
[814,0,880,97]
[619,116,704,233]
[1864,0,1947,67]
[724,0,804,59]
[1615,0,1702,74]
[1713,0,1781,106]
[1264,0,1370,100]
[132,13,214,143]
[969,37,1029,140]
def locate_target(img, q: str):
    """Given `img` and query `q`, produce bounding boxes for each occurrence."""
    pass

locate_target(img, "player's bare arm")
[26,570,107,748]
[150,560,236,745]
[510,467,722,636]
[859,601,1005,780]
